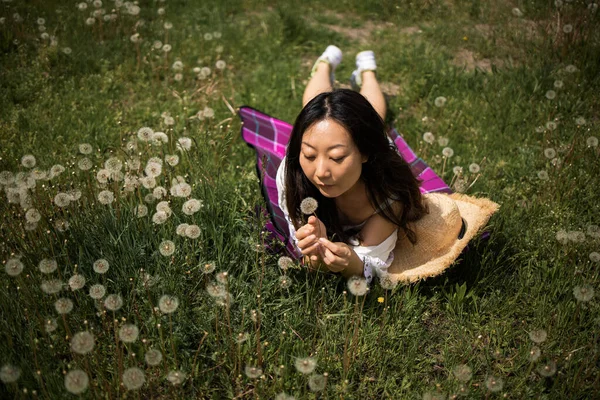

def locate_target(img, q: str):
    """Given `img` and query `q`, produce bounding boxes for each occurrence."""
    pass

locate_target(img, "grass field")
[1,0,599,398]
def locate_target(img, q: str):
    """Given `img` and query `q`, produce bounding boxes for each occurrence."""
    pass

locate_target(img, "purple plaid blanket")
[239,106,452,258]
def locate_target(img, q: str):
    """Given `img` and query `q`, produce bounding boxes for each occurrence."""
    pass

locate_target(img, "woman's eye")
[332,156,345,162]
[303,155,316,161]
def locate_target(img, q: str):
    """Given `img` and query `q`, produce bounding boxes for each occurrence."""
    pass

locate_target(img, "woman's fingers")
[297,234,317,251]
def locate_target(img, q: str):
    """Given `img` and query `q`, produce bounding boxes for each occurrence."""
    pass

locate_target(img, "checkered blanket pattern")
[239,106,452,258]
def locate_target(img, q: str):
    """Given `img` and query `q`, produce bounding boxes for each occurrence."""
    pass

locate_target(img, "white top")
[276,156,397,284]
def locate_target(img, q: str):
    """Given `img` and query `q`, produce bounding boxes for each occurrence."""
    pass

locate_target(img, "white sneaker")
[350,50,377,90]
[310,45,343,85]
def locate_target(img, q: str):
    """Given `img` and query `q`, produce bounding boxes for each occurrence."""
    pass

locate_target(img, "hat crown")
[410,194,462,256]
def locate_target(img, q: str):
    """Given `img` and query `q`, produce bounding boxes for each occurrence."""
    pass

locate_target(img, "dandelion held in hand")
[70,331,95,354]
[64,369,89,394]
[122,367,146,390]
[300,197,318,215]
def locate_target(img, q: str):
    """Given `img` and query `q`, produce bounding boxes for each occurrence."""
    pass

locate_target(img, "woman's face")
[299,119,367,198]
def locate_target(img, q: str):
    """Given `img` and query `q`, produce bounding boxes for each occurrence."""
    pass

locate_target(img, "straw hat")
[386,192,500,283]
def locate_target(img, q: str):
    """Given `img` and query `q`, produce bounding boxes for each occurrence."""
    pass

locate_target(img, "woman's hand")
[318,238,364,276]
[295,216,327,261]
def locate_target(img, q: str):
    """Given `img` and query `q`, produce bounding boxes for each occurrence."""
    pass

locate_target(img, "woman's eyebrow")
[301,142,348,150]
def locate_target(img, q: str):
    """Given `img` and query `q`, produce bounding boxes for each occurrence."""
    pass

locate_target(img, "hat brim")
[386,193,500,283]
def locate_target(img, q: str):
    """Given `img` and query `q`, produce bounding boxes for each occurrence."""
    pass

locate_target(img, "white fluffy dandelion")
[21,155,36,168]
[152,211,168,225]
[176,137,192,151]
[41,280,63,294]
[44,318,58,333]
[78,158,93,171]
[434,96,447,107]
[122,367,145,390]
[0,364,21,384]
[79,143,93,154]
[423,132,435,144]
[93,259,109,274]
[158,295,179,314]
[586,136,598,147]
[511,7,523,17]
[182,199,202,215]
[537,360,557,377]
[528,346,541,362]
[300,197,318,215]
[216,60,226,70]
[89,284,106,299]
[545,90,556,100]
[98,190,115,205]
[347,276,368,296]
[64,369,89,394]
[543,148,556,159]
[136,204,148,218]
[70,331,95,354]
[546,121,557,131]
[68,274,86,291]
[54,298,74,314]
[159,240,176,256]
[54,192,71,208]
[573,284,594,302]
[118,324,139,343]
[166,370,186,385]
[185,225,201,239]
[5,258,24,277]
[39,258,58,274]
[308,373,327,392]
[563,24,573,33]
[202,262,217,274]
[452,364,472,382]
[468,163,480,173]
[537,170,549,180]
[137,127,154,141]
[294,357,317,374]
[104,294,124,311]
[442,147,454,158]
[529,329,547,343]
[165,154,179,166]
[485,376,503,392]
[145,349,163,366]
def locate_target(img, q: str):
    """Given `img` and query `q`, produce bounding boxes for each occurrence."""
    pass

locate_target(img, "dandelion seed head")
[165,154,179,166]
[589,252,600,263]
[89,284,106,300]
[567,230,586,243]
[279,276,291,289]
[485,375,503,392]
[152,211,168,225]
[119,324,139,343]
[41,279,63,294]
[529,329,547,343]
[300,197,318,214]
[137,127,154,142]
[104,294,123,311]
[202,262,217,274]
[565,64,577,73]
[206,281,226,298]
[442,147,454,158]
[145,349,163,366]
[54,192,71,208]
[308,373,327,392]
[347,276,368,296]
[70,331,95,354]
[294,357,317,374]
[546,121,557,131]
[244,365,262,379]
[68,274,86,291]
[44,318,58,333]
[182,199,202,215]
[78,157,93,170]
[512,7,523,17]
[215,60,226,70]
[543,148,556,159]
[452,166,463,176]
[98,190,115,205]
[54,298,74,314]
[159,240,175,256]
[5,258,24,277]
[528,346,541,362]
[545,90,556,100]
[379,274,398,290]
[39,258,58,274]
[537,170,549,180]
[93,259,109,274]
[587,224,600,239]
[64,369,88,394]
[586,136,598,147]
[452,364,472,382]
[563,24,573,33]
[21,155,36,168]
[166,370,186,385]
[0,364,21,384]
[159,295,179,314]
[216,271,228,284]
[423,132,435,144]
[553,80,564,89]
[277,256,294,271]
[275,393,295,400]
[122,367,145,390]
[434,96,447,107]
[573,284,594,302]
[537,360,557,377]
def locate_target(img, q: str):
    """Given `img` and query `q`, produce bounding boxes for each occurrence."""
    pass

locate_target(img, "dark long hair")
[285,89,428,245]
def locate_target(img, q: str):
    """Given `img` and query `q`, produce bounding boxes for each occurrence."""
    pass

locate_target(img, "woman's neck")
[334,180,373,223]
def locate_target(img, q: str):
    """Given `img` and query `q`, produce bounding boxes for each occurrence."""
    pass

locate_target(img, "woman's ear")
[362,154,369,163]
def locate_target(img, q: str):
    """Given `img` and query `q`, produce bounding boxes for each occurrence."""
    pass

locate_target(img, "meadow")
[1,0,599,398]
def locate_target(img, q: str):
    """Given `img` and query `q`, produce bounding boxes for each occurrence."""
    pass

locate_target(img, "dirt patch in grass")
[452,48,505,73]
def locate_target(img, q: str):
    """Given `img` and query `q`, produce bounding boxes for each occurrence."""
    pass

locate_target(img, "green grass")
[1,0,599,398]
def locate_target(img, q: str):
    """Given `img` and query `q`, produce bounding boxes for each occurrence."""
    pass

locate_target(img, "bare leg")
[360,71,386,120]
[302,62,332,107]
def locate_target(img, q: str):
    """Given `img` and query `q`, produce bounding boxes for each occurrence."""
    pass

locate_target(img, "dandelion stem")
[169,314,178,366]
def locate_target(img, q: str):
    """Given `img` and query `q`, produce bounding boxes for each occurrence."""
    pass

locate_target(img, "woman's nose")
[315,159,330,179]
